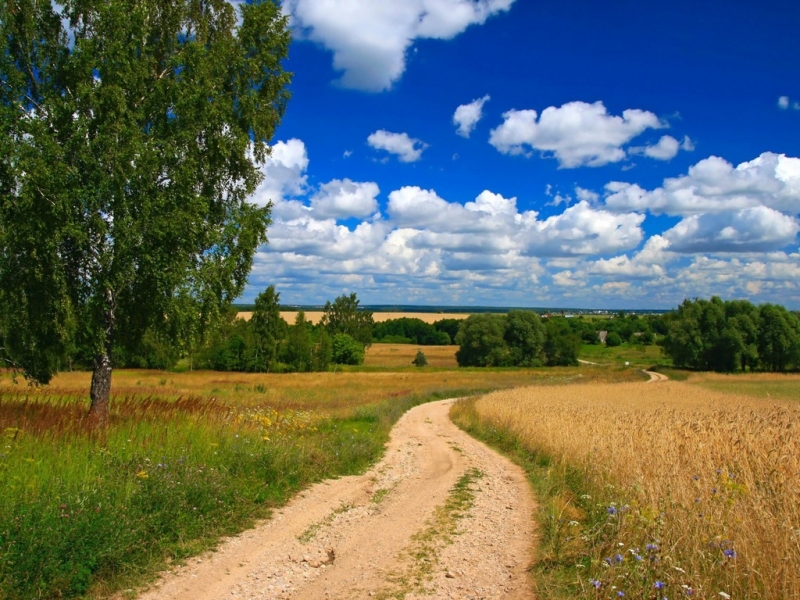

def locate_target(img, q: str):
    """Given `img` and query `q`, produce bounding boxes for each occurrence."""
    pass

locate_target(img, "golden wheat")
[470,381,800,598]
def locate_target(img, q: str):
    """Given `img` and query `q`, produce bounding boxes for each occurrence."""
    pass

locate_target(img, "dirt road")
[137,399,536,600]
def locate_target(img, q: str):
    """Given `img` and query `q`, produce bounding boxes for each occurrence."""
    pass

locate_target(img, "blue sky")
[241,0,800,309]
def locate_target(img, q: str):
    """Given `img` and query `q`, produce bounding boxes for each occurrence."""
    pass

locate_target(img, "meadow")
[0,347,643,600]
[452,376,800,599]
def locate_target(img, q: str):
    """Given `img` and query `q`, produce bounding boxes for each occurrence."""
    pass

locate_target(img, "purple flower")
[654,580,665,589]
[608,506,618,515]
[724,548,737,558]
[646,543,659,551]
[617,592,625,597]
[591,579,602,589]
[614,553,624,563]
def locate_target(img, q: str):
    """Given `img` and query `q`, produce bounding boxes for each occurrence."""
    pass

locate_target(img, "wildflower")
[724,548,737,558]
[646,543,659,551]
[607,506,618,515]
[617,592,625,597]
[136,470,148,479]
[604,557,613,566]
[591,579,602,589]
[614,554,624,563]
[654,580,665,589]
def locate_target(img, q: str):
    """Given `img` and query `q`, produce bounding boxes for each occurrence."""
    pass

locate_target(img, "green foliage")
[282,311,313,372]
[605,331,623,347]
[455,314,509,367]
[662,297,800,372]
[542,319,580,366]
[504,310,545,367]
[0,0,291,411]
[433,318,461,345]
[321,293,374,347]
[373,317,450,345]
[412,350,428,367]
[250,286,288,371]
[331,334,365,365]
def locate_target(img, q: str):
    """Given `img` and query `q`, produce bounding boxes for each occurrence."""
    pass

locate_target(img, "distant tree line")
[660,297,800,372]
[13,289,797,375]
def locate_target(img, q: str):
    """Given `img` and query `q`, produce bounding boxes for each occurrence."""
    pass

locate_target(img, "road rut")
[136,399,536,600]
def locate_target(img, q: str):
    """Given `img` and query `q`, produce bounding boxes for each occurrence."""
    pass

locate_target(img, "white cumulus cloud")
[604,152,800,216]
[367,130,428,163]
[310,179,380,220]
[250,139,309,208]
[779,96,790,109]
[284,0,515,91]
[663,206,799,253]
[629,135,684,161]
[488,101,665,168]
[453,94,490,137]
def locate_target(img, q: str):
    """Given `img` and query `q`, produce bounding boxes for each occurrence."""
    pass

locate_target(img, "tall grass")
[452,381,800,599]
[0,390,430,599]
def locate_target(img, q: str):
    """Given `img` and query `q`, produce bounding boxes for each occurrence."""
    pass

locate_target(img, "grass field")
[0,358,644,599]
[452,377,800,599]
[578,342,670,369]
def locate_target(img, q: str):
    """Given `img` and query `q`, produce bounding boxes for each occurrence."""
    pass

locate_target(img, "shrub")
[605,331,623,347]
[412,350,428,367]
[331,334,365,365]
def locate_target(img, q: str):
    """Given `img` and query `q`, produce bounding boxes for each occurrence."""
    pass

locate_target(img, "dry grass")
[462,380,800,599]
[236,311,472,324]
[365,344,458,368]
[0,363,640,419]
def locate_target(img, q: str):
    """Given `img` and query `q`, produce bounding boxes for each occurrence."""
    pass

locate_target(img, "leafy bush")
[605,331,623,347]
[412,350,428,367]
[331,334,365,365]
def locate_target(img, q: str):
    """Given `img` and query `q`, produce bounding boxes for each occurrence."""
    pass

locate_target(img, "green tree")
[433,318,461,345]
[412,350,428,367]
[310,329,333,372]
[282,310,312,372]
[605,331,623,347]
[455,314,509,367]
[250,286,288,371]
[321,293,374,347]
[504,310,544,366]
[757,304,800,372]
[331,333,365,365]
[0,0,291,419]
[542,319,580,366]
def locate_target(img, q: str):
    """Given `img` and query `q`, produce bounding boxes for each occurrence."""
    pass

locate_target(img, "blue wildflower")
[608,506,618,515]
[591,579,602,589]
[654,580,665,589]
[615,553,624,563]
[724,548,737,558]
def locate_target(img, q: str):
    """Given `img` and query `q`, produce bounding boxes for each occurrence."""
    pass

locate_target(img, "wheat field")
[236,311,472,324]
[460,380,800,599]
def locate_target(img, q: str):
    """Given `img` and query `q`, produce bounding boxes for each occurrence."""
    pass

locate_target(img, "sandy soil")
[135,399,536,600]
[644,370,669,382]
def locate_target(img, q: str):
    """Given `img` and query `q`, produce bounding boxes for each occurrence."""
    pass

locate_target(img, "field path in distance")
[135,399,536,600]
[643,370,669,382]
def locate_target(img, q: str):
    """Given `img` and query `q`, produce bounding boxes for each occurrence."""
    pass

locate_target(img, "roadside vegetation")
[0,363,644,599]
[452,377,800,599]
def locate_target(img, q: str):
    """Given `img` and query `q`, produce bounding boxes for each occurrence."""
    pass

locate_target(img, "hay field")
[364,343,458,368]
[236,311,472,324]
[454,380,800,599]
